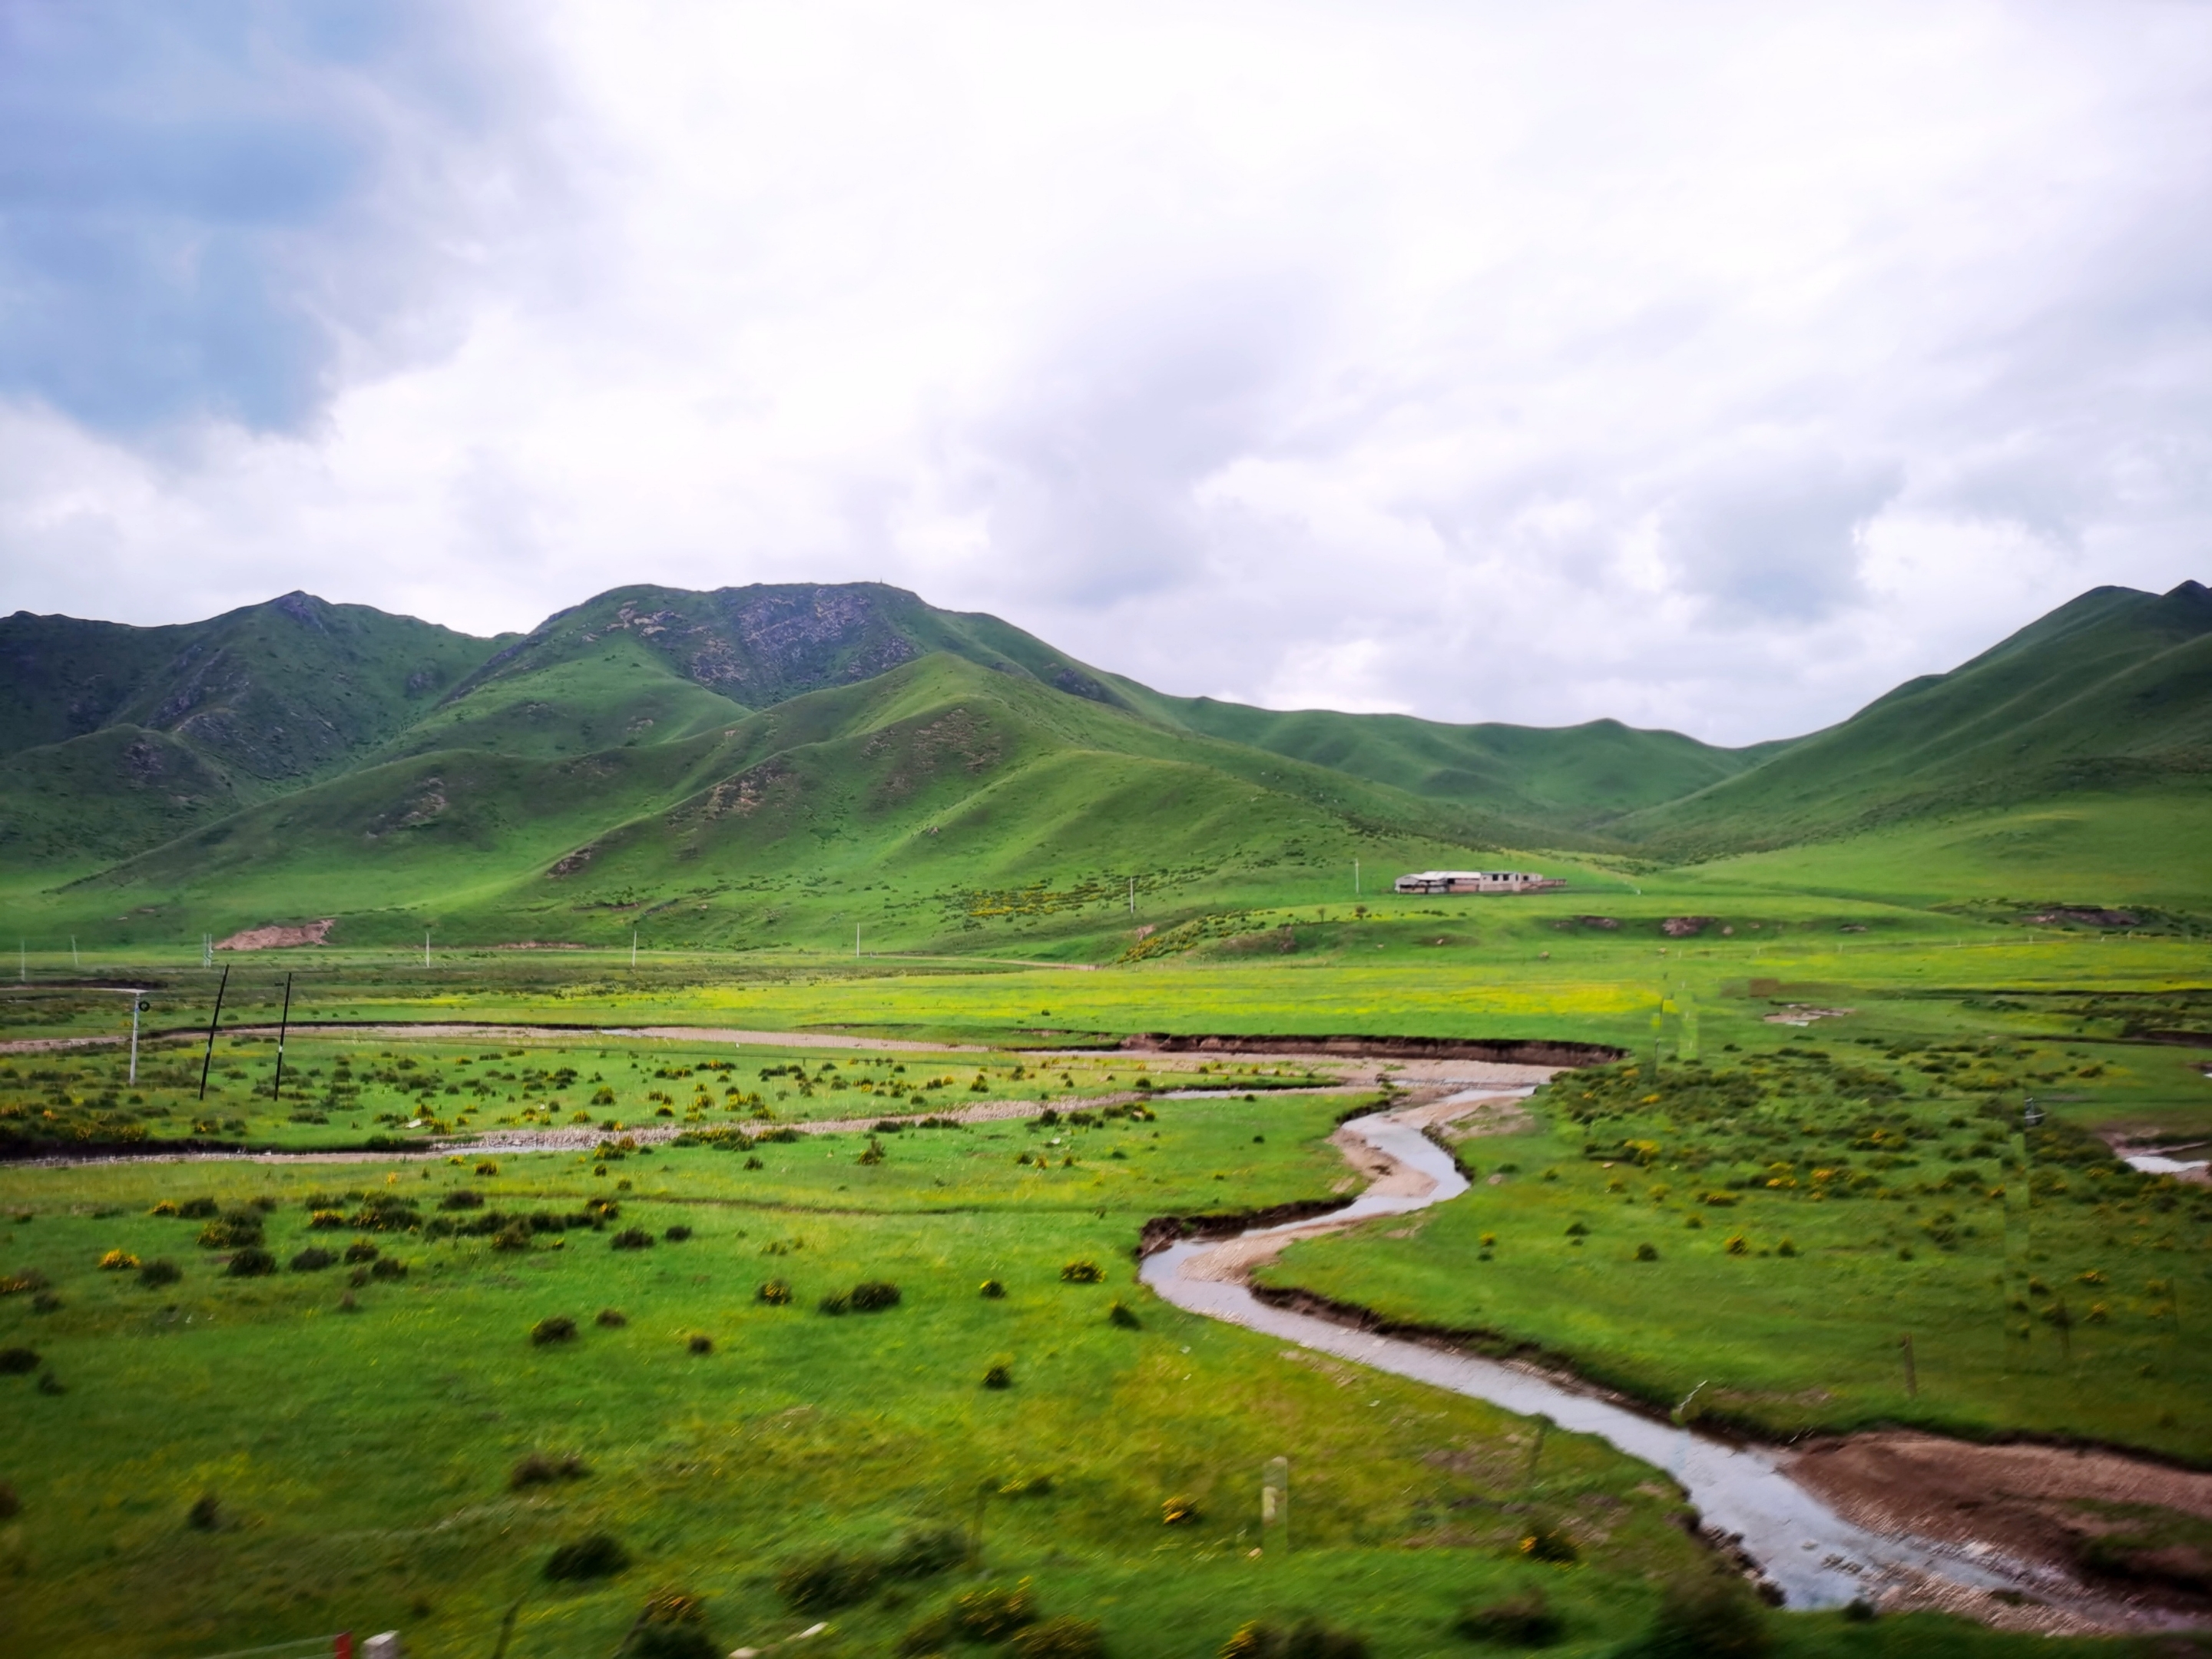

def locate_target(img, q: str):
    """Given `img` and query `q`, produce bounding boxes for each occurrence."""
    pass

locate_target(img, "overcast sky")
[3,2,2208,745]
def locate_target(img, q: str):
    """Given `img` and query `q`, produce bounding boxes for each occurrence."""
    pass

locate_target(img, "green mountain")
[3,577,2204,942]
[1629,580,2212,853]
[1108,684,1786,828]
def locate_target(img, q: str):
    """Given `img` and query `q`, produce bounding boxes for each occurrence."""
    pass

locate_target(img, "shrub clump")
[545,1532,630,1581]
[343,1240,380,1263]
[756,1280,793,1306]
[1614,1576,1771,1659]
[138,1258,181,1288]
[367,1257,407,1280]
[631,1588,717,1659]
[197,1212,263,1250]
[980,1279,1007,1298]
[0,1346,41,1375]
[820,1280,901,1315]
[1634,1243,1659,1262]
[595,1307,629,1327]
[225,1247,277,1278]
[290,1247,337,1273]
[687,1333,713,1354]
[781,1528,967,1614]
[664,1224,693,1242]
[510,1451,589,1488]
[1454,1588,1562,1645]
[531,1316,579,1346]
[983,1362,1014,1389]
[186,1492,220,1531]
[1011,1616,1104,1658]
[1220,1617,1368,1657]
[98,1249,139,1271]
[1107,1300,1141,1328]
[611,1228,654,1251]
[1161,1495,1200,1526]
[1518,1525,1578,1564]
[1060,1260,1105,1284]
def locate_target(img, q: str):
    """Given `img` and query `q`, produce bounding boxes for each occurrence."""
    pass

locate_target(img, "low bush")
[0,1346,40,1375]
[848,1280,901,1311]
[343,1240,380,1263]
[98,1249,138,1271]
[225,1247,276,1278]
[196,1212,263,1250]
[979,1278,1007,1298]
[1614,1576,1770,1659]
[176,1197,219,1219]
[147,1200,179,1217]
[1161,1495,1199,1525]
[1454,1588,1561,1645]
[1108,1300,1141,1328]
[983,1363,1014,1389]
[631,1588,717,1659]
[1060,1260,1105,1284]
[1011,1615,1103,1659]
[186,1492,220,1531]
[475,1160,499,1176]
[510,1451,589,1488]
[545,1532,630,1581]
[138,1258,181,1288]
[0,1481,17,1518]
[757,1280,793,1306]
[1518,1526,1578,1564]
[664,1224,693,1242]
[777,1549,882,1612]
[368,1257,407,1280]
[290,1247,336,1272]
[1634,1243,1659,1262]
[596,1307,629,1327]
[531,1316,578,1346]
[1220,1617,1367,1657]
[439,1190,485,1211]
[687,1333,713,1354]
[611,1229,654,1251]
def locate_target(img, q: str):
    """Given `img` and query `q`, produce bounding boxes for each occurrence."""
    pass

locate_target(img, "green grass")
[1259,1038,2212,1462]
[1,1087,1737,1659]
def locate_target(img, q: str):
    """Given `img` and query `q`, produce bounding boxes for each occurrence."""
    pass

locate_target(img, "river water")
[1139,1101,2078,1611]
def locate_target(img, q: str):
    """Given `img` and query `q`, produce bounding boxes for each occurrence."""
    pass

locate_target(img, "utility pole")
[199,967,230,1101]
[70,935,78,970]
[127,992,145,1085]
[855,923,863,959]
[272,973,293,1102]
[1128,876,1134,915]
[631,927,637,969]
[1354,859,1359,897]
[423,929,431,969]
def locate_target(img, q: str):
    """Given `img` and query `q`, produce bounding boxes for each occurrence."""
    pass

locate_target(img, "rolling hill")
[1628,580,2212,854]
[2,576,2204,943]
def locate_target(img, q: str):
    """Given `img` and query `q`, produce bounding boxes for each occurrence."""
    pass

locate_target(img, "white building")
[1393,869,1567,895]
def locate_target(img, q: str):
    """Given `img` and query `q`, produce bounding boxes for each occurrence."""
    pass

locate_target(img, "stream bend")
[1139,1102,2087,1612]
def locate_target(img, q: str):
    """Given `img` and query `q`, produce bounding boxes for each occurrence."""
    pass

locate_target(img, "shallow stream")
[1140,1101,2081,1611]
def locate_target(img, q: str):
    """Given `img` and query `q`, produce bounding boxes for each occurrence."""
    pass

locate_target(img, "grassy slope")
[1109,676,1787,829]
[24,654,1528,951]
[0,727,249,875]
[1631,581,2212,853]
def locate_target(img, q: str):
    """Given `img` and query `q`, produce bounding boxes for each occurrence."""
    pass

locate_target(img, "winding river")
[1141,1099,2098,1614]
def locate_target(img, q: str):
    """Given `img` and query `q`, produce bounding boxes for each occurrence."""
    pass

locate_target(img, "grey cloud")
[1660,452,1902,623]
[0,0,555,435]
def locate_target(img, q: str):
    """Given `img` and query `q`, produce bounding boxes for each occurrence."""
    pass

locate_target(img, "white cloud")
[3,0,2209,745]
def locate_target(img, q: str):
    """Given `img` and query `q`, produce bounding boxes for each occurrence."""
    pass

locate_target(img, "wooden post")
[1262,1455,1290,1554]
[197,966,230,1101]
